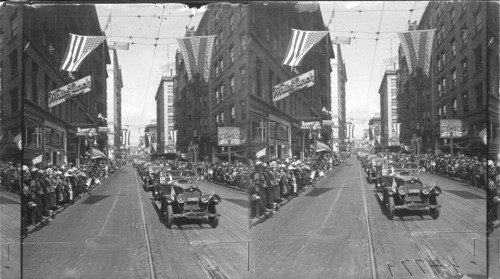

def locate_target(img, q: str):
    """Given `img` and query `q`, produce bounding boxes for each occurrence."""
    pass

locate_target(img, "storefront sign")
[217,127,246,146]
[98,127,110,132]
[77,127,96,137]
[48,75,92,108]
[440,119,468,138]
[301,121,321,130]
[272,70,315,102]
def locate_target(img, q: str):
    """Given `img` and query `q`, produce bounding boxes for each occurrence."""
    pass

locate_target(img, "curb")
[22,168,123,238]
[425,172,486,191]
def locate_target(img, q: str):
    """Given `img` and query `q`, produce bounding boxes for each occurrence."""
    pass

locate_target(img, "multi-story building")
[488,2,500,158]
[155,75,175,153]
[399,2,495,155]
[191,2,333,161]
[173,30,211,159]
[368,114,382,146]
[106,47,123,160]
[0,4,22,162]
[144,123,157,153]
[330,44,347,150]
[5,4,110,165]
[378,70,398,146]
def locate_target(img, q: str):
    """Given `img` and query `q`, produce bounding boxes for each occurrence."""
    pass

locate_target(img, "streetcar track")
[357,159,378,279]
[441,206,486,238]
[221,215,251,239]
[179,229,229,279]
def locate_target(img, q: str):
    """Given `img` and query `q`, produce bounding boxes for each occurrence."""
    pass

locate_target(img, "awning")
[91,147,107,159]
[315,140,332,152]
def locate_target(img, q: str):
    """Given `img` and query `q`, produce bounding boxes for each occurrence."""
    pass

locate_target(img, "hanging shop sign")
[272,70,315,102]
[217,127,246,146]
[440,119,468,138]
[76,127,96,137]
[48,75,92,108]
[301,121,321,130]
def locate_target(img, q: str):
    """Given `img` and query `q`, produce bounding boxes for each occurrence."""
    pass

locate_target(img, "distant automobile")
[143,165,163,192]
[153,170,221,228]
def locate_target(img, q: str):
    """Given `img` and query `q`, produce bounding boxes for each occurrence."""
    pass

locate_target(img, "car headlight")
[422,186,432,195]
[398,186,407,195]
[201,195,211,203]
[177,194,185,203]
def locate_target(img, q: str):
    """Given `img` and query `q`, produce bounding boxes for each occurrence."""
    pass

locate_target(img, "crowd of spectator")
[20,159,125,235]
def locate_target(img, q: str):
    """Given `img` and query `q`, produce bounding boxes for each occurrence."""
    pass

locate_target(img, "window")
[474,45,482,71]
[462,92,468,113]
[240,65,246,87]
[256,58,262,98]
[461,58,468,81]
[219,29,224,46]
[439,24,444,44]
[461,24,468,46]
[437,56,442,72]
[229,44,235,64]
[450,8,456,27]
[230,106,235,124]
[474,12,482,33]
[475,83,483,107]
[229,75,235,94]
[438,107,442,117]
[10,88,18,112]
[443,105,447,118]
[436,28,440,45]
[9,15,18,39]
[437,80,442,97]
[441,51,446,66]
[240,32,246,51]
[240,99,246,120]
[268,70,274,102]
[450,38,456,58]
[228,13,234,33]
[9,50,17,77]
[451,68,457,87]
[220,84,225,100]
[442,77,447,94]
[219,58,224,73]
[452,98,457,117]
[214,62,219,78]
[215,88,220,104]
[32,62,38,103]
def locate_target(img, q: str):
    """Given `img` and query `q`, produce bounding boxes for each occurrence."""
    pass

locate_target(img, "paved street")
[488,227,500,279]
[0,190,20,279]
[22,164,250,279]
[251,157,486,279]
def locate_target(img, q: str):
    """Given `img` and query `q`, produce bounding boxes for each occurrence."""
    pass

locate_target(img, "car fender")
[211,194,222,204]
[431,186,442,195]
[163,195,175,204]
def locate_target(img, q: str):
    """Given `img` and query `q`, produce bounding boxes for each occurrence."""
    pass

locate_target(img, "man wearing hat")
[248,161,272,217]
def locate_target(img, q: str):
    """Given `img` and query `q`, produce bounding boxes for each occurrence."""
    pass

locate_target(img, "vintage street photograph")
[0,1,499,278]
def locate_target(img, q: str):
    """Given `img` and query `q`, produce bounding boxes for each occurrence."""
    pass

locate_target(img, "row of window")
[437,83,483,118]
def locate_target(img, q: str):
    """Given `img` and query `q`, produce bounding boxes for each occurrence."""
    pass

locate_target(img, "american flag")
[346,123,354,139]
[283,29,328,67]
[61,34,106,72]
[397,30,436,76]
[392,123,401,139]
[177,36,216,82]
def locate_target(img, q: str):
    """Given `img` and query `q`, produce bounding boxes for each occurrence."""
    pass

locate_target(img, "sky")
[95,1,427,144]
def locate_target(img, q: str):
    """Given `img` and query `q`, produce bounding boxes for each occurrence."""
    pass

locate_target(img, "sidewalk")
[22,169,122,238]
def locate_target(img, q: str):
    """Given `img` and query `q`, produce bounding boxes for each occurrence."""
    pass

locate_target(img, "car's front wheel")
[207,204,219,228]
[429,195,440,219]
[164,204,173,228]
[387,196,395,220]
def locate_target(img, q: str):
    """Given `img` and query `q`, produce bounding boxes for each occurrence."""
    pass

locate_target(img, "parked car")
[155,170,221,228]
[143,165,163,192]
[380,175,441,220]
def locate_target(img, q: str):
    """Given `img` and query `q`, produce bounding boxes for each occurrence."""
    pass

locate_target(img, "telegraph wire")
[138,5,166,134]
[366,2,386,105]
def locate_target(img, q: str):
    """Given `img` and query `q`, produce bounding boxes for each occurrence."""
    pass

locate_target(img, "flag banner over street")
[60,34,106,72]
[392,123,401,139]
[177,35,216,82]
[283,29,328,67]
[48,75,92,108]
[397,29,436,76]
[346,123,354,139]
